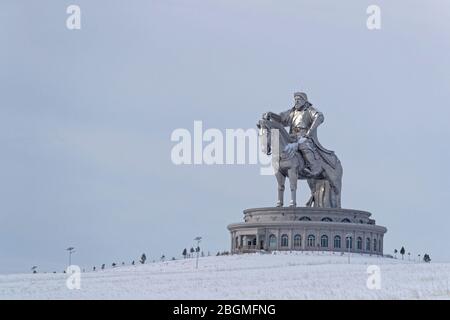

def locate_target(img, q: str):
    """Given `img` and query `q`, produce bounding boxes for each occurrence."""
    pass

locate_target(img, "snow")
[1,251,449,299]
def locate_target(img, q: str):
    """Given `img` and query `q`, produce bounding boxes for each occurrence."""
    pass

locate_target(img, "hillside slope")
[1,252,449,299]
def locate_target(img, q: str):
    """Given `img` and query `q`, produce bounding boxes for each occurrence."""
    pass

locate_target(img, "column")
[302,227,306,250]
[256,233,260,250]
[289,229,293,250]
[231,232,234,252]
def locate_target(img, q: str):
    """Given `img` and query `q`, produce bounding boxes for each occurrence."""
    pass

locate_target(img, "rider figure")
[264,92,323,177]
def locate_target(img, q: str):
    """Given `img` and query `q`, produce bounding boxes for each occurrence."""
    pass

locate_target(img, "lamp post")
[66,247,75,266]
[194,236,202,269]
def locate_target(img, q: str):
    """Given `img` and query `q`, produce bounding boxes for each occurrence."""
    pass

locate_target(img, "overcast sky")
[1,0,449,273]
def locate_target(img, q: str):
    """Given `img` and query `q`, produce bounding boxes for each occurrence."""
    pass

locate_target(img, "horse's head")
[257,118,297,160]
[257,119,271,155]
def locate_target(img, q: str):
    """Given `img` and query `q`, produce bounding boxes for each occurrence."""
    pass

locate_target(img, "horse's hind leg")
[323,162,343,208]
[288,167,298,207]
[306,179,316,207]
[275,171,286,207]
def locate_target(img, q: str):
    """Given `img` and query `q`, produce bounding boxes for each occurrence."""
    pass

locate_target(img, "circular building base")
[227,207,387,255]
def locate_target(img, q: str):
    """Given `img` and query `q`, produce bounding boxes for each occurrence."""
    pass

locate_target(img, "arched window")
[345,236,353,249]
[294,234,302,248]
[341,218,351,223]
[373,238,377,252]
[281,234,289,247]
[357,237,362,250]
[299,216,311,221]
[321,217,333,222]
[334,235,341,248]
[366,238,371,251]
[320,235,329,248]
[307,234,315,247]
[269,234,277,249]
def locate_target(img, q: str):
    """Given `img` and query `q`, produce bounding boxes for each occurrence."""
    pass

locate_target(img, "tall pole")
[194,236,202,269]
[348,242,350,264]
[66,247,75,267]
[196,250,199,269]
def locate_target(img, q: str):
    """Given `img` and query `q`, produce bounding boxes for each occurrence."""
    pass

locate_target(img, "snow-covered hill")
[1,251,449,299]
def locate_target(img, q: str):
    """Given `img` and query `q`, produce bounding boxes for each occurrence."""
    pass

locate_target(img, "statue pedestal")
[227,207,387,254]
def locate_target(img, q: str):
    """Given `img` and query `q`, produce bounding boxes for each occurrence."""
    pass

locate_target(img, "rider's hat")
[294,92,308,101]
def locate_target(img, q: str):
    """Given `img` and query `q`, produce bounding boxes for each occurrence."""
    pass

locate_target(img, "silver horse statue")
[257,118,343,208]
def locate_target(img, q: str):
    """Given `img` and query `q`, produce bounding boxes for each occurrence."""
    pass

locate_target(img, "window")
[366,238,371,251]
[357,237,362,250]
[341,218,351,223]
[334,235,341,248]
[321,217,333,222]
[299,216,311,221]
[269,234,277,249]
[281,234,289,247]
[252,238,257,246]
[373,239,377,252]
[320,235,329,248]
[294,234,302,248]
[307,235,315,247]
[346,236,353,249]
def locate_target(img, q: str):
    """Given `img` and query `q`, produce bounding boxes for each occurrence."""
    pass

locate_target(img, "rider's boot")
[301,150,321,177]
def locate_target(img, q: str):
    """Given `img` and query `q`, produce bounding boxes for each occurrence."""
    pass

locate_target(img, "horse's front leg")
[275,171,286,207]
[288,167,298,207]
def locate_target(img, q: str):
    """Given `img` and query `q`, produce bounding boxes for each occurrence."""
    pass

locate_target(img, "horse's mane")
[266,120,292,143]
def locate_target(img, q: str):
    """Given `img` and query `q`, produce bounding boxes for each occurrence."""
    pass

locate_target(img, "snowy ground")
[1,251,449,299]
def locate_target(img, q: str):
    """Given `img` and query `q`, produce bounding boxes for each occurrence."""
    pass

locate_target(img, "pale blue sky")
[1,0,450,273]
